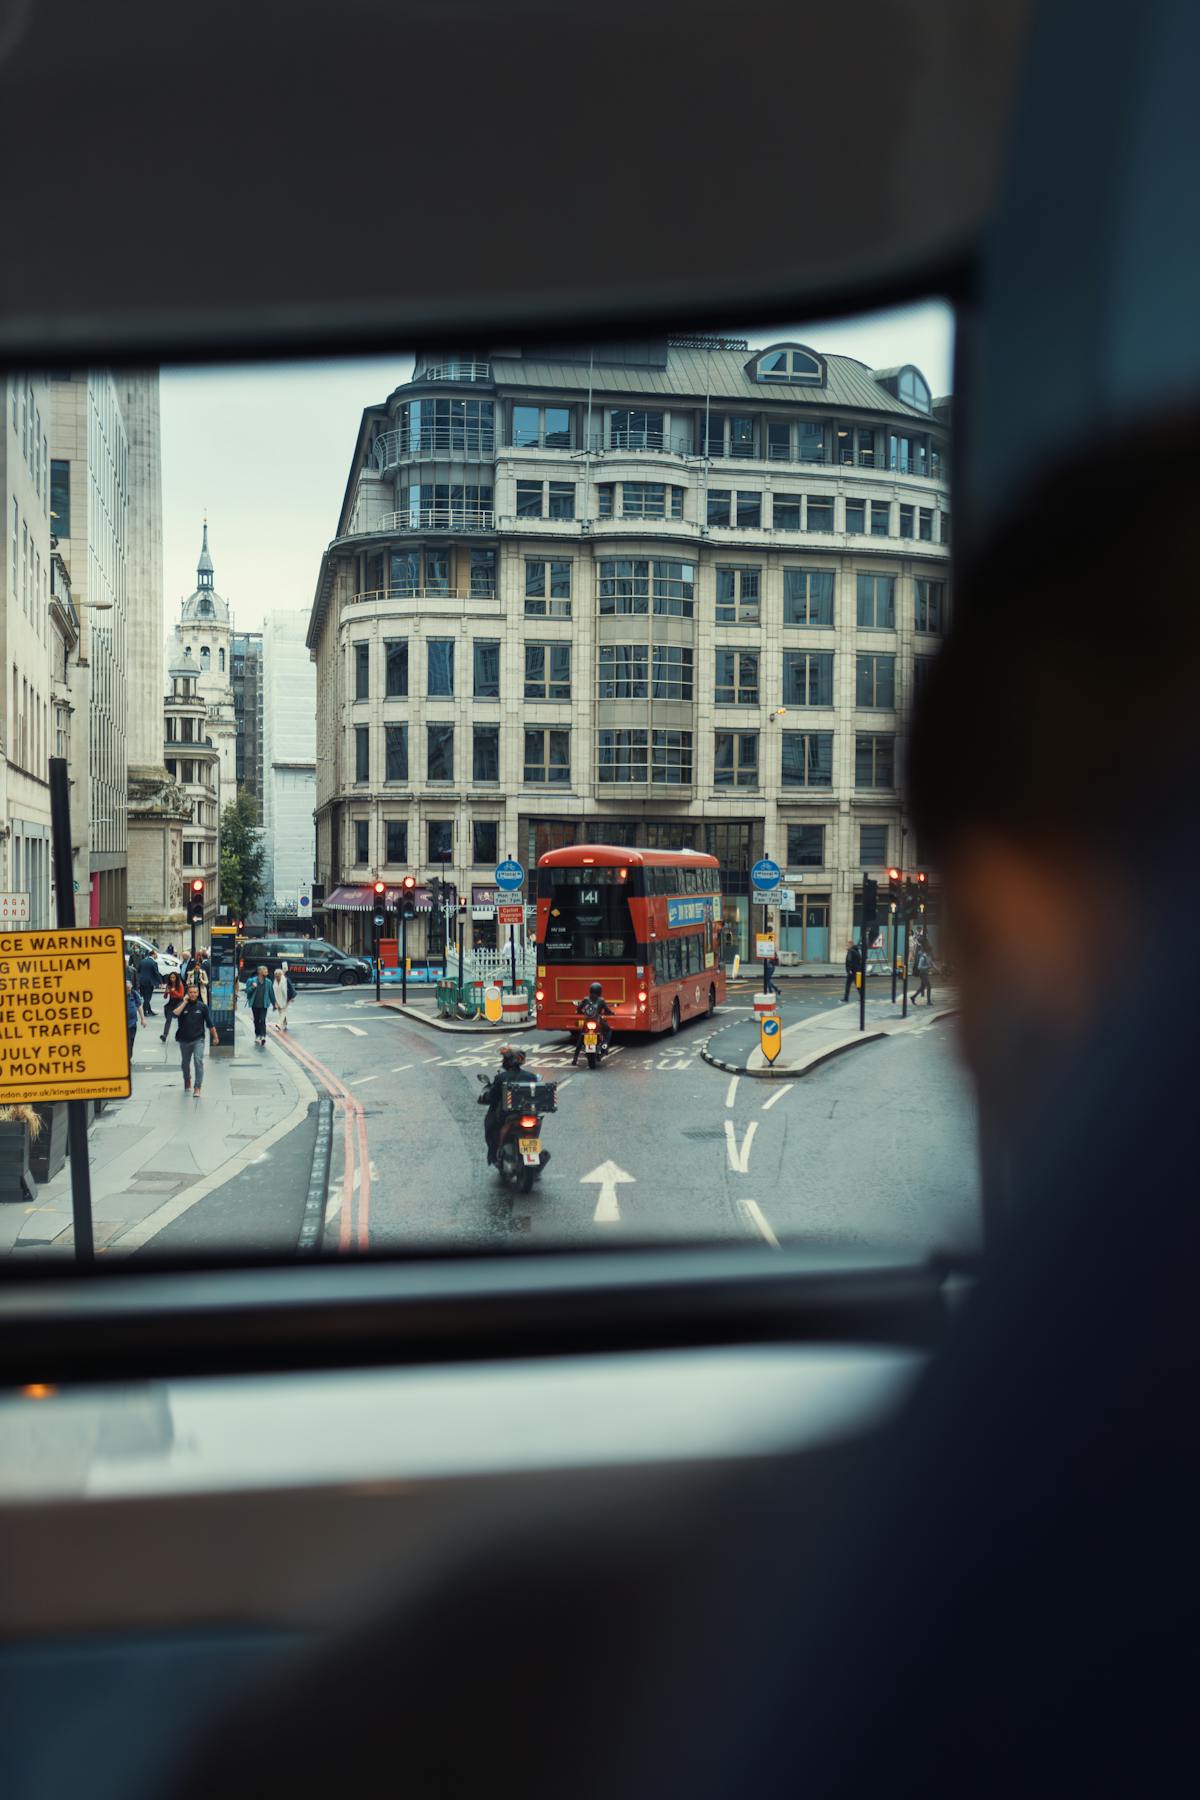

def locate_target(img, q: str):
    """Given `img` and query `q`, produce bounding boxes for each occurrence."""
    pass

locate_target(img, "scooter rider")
[479,1045,545,1167]
[572,981,614,1066]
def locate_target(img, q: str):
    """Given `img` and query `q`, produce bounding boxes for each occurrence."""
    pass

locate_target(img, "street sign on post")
[497,903,522,926]
[0,927,129,1104]
[760,1013,782,1064]
[751,858,781,892]
[755,932,776,960]
[494,858,524,892]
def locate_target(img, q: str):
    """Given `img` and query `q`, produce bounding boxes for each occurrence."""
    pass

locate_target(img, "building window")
[787,824,825,866]
[609,407,664,450]
[855,733,895,789]
[394,396,494,456]
[219,648,225,672]
[611,481,684,520]
[354,642,370,700]
[182,841,194,866]
[915,578,945,634]
[707,488,762,528]
[427,820,453,864]
[783,567,834,626]
[714,649,759,705]
[845,498,866,535]
[384,639,408,697]
[707,488,731,527]
[354,725,369,783]
[736,491,762,527]
[597,728,648,784]
[781,731,833,788]
[939,510,951,545]
[512,404,572,448]
[783,650,834,707]
[472,819,499,864]
[470,549,496,596]
[870,500,891,536]
[856,653,896,708]
[516,480,543,518]
[200,646,210,669]
[427,723,454,783]
[773,494,803,530]
[427,638,454,696]
[524,643,571,701]
[385,820,408,863]
[714,731,758,788]
[525,728,570,785]
[652,730,692,784]
[836,425,876,467]
[473,639,500,699]
[472,724,499,783]
[548,481,575,520]
[598,558,695,617]
[913,654,936,700]
[918,507,934,541]
[754,346,823,384]
[856,574,896,629]
[598,644,647,699]
[859,824,888,866]
[50,460,70,538]
[597,483,615,517]
[354,819,370,864]
[715,566,760,625]
[525,558,572,618]
[767,423,791,461]
[384,723,408,783]
[898,503,914,538]
[650,644,692,699]
[806,494,834,532]
[702,415,756,457]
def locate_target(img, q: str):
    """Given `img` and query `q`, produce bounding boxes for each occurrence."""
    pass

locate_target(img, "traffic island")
[702,997,958,1078]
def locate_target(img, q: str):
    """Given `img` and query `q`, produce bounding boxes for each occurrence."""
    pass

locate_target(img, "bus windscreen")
[541,877,638,963]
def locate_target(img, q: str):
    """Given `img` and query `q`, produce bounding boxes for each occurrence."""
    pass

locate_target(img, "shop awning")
[325,884,432,911]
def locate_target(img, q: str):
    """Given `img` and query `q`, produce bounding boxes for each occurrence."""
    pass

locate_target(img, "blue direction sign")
[494,858,525,892]
[760,1013,783,1064]
[751,857,781,892]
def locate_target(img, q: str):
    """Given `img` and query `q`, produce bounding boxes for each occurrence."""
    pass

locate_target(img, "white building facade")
[308,339,950,960]
[1,374,55,926]
[261,610,316,920]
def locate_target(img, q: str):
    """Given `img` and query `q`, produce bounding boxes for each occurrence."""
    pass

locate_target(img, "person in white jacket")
[273,963,291,1032]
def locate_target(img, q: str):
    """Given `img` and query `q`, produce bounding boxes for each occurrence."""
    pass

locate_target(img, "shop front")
[778,892,831,962]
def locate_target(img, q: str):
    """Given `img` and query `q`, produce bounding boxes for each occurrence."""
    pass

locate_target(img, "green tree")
[219,791,266,921]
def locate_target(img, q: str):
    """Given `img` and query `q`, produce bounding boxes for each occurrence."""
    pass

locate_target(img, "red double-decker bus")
[534,844,726,1035]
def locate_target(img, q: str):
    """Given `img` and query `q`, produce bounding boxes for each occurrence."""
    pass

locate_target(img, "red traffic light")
[915,870,928,885]
[373,880,386,896]
[190,878,204,893]
[887,867,901,883]
[400,874,417,892]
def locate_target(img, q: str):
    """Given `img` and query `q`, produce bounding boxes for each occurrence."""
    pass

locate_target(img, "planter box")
[30,1103,69,1184]
[0,1120,37,1206]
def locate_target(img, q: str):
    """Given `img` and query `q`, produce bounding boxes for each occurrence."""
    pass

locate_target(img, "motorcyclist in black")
[572,981,614,1065]
[479,1046,544,1166]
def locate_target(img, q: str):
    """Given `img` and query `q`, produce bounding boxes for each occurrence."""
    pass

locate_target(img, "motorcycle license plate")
[584,1032,598,1049]
[519,1137,541,1163]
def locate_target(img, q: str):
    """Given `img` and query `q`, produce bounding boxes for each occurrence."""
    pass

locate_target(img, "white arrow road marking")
[580,1159,635,1225]
[724,1119,758,1173]
[725,1076,739,1108]
[317,1024,368,1038]
[761,1085,792,1111]
[737,1197,780,1248]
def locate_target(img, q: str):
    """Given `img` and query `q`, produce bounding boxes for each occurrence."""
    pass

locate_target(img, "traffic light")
[862,877,878,925]
[400,873,417,920]
[887,866,903,907]
[186,877,205,923]
[915,869,928,913]
[373,880,386,897]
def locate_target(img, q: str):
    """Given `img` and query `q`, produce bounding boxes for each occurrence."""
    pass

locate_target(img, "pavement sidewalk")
[378,989,536,1034]
[0,1020,317,1259]
[703,990,958,1078]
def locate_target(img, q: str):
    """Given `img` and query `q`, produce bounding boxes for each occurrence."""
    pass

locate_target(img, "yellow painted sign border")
[0,927,131,1104]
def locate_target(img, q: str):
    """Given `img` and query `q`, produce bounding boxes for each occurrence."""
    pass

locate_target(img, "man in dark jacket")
[478,1046,544,1166]
[169,980,217,1097]
[136,951,159,1017]
[842,937,862,1002]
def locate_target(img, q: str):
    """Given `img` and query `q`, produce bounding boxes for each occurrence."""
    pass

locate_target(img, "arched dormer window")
[876,364,932,414]
[750,343,825,385]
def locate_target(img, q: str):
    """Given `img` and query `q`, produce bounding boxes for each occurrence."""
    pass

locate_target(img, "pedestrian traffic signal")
[887,866,903,906]
[862,876,878,925]
[187,877,205,923]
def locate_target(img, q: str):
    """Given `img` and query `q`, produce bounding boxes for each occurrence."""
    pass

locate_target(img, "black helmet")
[500,1046,526,1070]
[588,981,602,998]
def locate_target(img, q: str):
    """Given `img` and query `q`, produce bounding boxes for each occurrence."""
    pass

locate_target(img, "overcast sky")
[159,299,953,635]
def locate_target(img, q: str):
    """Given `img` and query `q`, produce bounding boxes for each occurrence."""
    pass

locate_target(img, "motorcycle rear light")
[520,1115,538,1130]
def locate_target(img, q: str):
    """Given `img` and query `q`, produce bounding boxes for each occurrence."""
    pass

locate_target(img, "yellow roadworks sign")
[0,927,130,1104]
[760,1013,783,1064]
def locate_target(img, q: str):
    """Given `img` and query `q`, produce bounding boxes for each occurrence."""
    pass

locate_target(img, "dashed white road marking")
[325,1194,342,1224]
[353,1074,380,1085]
[422,1055,441,1063]
[724,1118,758,1174]
[391,1064,412,1073]
[761,1085,792,1111]
[725,1076,739,1109]
[738,1197,780,1248]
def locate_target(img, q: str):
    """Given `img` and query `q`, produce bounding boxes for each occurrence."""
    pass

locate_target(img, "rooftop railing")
[374,506,497,533]
[370,425,496,467]
[345,585,497,607]
[417,360,493,383]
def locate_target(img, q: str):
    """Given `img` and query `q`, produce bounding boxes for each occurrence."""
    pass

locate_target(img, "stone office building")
[307,338,950,960]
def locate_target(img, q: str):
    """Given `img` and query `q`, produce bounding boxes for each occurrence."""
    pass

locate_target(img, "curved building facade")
[309,338,950,961]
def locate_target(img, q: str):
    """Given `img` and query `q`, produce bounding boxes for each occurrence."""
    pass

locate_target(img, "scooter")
[573,1012,610,1070]
[478,1075,557,1194]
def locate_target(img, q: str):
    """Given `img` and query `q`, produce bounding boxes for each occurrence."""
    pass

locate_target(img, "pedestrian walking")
[169,980,218,1097]
[913,937,936,1005]
[125,980,143,1072]
[160,971,186,1041]
[244,963,276,1049]
[763,949,779,994]
[136,950,159,1018]
[272,962,295,1032]
[843,938,863,1003]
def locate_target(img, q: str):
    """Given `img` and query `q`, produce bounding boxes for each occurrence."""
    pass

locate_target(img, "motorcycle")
[574,1012,609,1070]
[478,1074,556,1194]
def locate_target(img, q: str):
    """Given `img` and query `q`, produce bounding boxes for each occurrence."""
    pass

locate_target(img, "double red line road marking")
[271,1028,371,1253]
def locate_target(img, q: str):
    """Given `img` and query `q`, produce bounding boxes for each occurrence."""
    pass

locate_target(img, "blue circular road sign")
[751,857,781,891]
[494,858,525,892]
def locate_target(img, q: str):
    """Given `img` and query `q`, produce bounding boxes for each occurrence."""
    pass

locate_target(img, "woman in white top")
[273,963,291,1031]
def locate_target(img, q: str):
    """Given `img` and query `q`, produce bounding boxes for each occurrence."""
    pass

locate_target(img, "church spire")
[197,516,214,589]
